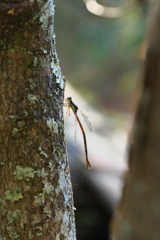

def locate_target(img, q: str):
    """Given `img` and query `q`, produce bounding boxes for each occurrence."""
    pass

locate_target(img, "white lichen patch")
[47,117,58,134]
[50,56,64,89]
[55,208,75,240]
[50,34,65,90]
[37,0,65,89]
[48,160,54,172]
[41,48,47,54]
[39,146,48,158]
[33,56,38,68]
[9,115,18,119]
[39,0,55,30]
[54,167,76,240]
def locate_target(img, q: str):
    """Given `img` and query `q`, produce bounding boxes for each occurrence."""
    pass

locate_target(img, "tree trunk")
[111,1,160,240]
[0,1,76,239]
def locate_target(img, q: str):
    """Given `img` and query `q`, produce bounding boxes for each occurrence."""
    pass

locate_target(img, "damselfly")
[65,97,92,169]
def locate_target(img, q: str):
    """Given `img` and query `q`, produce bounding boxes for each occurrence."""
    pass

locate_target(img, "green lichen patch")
[28,94,38,104]
[9,48,15,53]
[12,128,19,136]
[7,210,20,224]
[33,56,39,68]
[13,166,35,181]
[33,193,45,206]
[23,185,31,192]
[2,71,8,78]
[0,39,4,48]
[11,121,26,136]
[5,188,23,202]
[0,161,4,165]
[35,226,42,236]
[0,198,7,215]
[28,229,34,239]
[9,162,13,168]
[36,168,48,178]
[43,183,54,197]
[6,226,20,239]
[44,208,52,218]
[17,121,26,128]
[33,183,55,206]
[55,233,60,240]
[28,78,36,90]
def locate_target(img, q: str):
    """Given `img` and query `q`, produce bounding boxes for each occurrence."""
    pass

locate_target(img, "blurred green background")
[55,0,146,113]
[54,1,147,239]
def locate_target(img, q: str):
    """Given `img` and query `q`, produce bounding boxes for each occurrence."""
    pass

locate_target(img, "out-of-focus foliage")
[55,0,146,111]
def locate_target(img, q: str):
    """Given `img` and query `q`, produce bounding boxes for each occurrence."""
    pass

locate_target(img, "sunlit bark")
[0,1,76,239]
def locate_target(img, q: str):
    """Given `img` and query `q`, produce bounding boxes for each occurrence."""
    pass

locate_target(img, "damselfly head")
[65,97,72,105]
[67,97,72,100]
[66,97,72,102]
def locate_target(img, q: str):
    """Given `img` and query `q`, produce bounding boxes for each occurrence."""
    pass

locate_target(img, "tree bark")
[0,1,76,239]
[111,1,160,240]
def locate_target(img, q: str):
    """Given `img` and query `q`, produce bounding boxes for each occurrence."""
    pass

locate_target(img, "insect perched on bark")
[65,97,92,169]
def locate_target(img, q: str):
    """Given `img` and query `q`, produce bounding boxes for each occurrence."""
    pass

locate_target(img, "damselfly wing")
[65,97,92,169]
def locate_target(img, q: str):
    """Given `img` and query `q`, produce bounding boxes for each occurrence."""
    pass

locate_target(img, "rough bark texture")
[111,1,160,240]
[0,1,76,239]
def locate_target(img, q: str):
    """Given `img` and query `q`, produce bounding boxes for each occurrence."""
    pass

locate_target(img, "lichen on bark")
[0,0,76,239]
